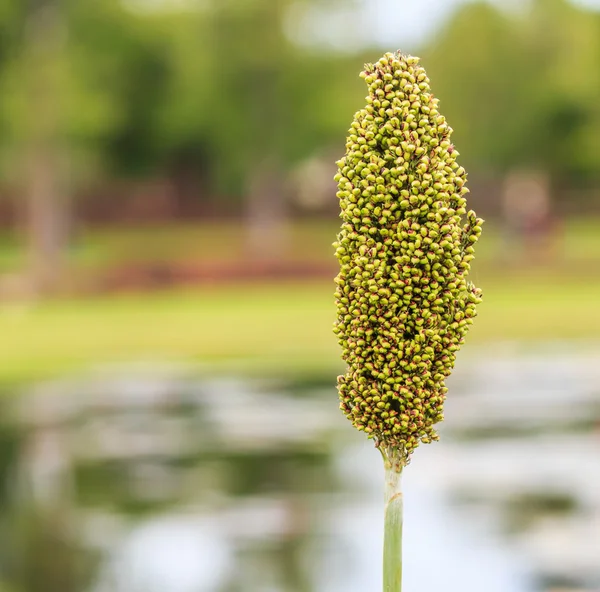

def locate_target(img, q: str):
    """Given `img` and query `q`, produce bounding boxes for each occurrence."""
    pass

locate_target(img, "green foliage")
[1,0,600,198]
[422,0,600,182]
[0,0,371,196]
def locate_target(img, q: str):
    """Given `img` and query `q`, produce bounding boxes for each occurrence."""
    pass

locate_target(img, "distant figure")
[501,171,561,265]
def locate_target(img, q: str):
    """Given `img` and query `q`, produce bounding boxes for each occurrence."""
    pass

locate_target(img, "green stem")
[382,450,403,592]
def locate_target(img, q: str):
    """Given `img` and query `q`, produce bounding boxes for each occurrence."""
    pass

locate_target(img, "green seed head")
[334,51,483,466]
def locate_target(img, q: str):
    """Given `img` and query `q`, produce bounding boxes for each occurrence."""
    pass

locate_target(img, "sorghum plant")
[333,51,483,591]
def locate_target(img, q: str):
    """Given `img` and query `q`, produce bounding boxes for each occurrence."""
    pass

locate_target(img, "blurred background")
[0,0,599,590]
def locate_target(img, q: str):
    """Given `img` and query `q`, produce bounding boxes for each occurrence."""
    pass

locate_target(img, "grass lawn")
[0,220,342,274]
[0,217,599,273]
[1,272,599,386]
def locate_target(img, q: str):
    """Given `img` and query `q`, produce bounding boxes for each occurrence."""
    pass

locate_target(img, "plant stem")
[382,450,403,592]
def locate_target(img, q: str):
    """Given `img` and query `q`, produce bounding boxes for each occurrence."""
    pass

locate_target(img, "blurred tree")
[1,0,366,268]
[421,2,533,176]
[523,0,600,183]
[0,0,122,294]
[208,0,290,257]
[22,0,70,295]
[0,0,172,293]
[65,0,155,179]
[422,0,600,187]
[199,0,363,258]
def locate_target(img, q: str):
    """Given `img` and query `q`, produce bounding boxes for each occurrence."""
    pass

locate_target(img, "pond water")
[0,345,599,592]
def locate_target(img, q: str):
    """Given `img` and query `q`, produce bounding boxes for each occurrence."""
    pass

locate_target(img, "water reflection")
[0,348,598,592]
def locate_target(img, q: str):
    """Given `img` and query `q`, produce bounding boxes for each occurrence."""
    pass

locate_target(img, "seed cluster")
[333,52,483,465]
